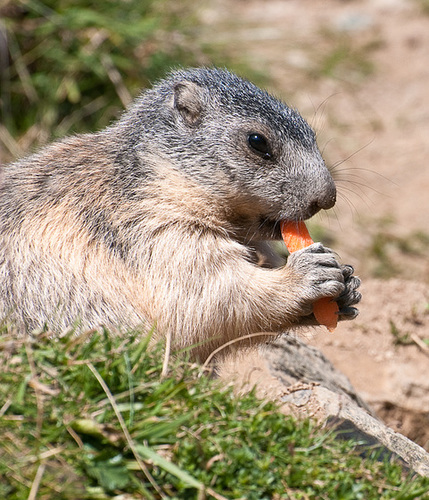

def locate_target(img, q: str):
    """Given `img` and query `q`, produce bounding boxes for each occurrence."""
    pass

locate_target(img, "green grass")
[1,326,428,499]
[1,0,206,135]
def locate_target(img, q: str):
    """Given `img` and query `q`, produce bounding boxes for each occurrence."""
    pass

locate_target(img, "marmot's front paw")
[287,243,345,316]
[287,244,362,325]
[336,264,361,321]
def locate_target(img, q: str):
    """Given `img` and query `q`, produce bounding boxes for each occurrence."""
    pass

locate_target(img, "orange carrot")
[280,220,339,332]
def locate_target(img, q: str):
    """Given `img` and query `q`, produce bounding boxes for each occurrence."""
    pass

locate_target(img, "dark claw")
[338,306,359,321]
[338,288,362,308]
[336,265,361,319]
[341,264,355,280]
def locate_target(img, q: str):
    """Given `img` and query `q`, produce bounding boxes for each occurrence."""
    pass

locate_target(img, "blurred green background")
[0,0,248,162]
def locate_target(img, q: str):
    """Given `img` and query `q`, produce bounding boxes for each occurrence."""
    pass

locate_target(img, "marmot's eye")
[247,133,272,159]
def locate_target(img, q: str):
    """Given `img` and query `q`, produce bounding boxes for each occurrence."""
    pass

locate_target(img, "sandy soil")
[205,0,429,449]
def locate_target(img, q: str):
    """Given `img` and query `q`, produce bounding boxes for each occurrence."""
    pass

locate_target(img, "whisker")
[333,166,397,186]
[321,137,336,157]
[336,185,374,212]
[329,138,375,170]
[336,177,390,199]
[335,193,361,218]
[309,92,342,131]
[331,206,343,231]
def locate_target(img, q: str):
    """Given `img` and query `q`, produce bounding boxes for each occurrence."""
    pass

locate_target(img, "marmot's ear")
[173,81,207,126]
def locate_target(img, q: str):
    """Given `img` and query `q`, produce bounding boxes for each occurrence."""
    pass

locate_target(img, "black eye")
[247,133,272,159]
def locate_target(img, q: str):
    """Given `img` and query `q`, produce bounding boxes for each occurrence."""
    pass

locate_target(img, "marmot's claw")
[338,306,359,321]
[337,267,361,310]
[341,264,355,280]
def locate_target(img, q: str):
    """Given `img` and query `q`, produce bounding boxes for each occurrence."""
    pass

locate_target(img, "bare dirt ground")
[204,0,429,450]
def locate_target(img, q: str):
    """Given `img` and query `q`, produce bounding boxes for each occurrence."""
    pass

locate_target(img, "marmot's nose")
[308,185,336,216]
[316,188,336,210]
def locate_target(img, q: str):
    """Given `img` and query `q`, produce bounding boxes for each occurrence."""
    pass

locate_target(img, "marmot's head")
[122,68,336,241]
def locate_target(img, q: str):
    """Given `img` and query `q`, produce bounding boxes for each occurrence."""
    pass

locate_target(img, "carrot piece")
[280,221,314,253]
[313,297,338,333]
[280,220,339,332]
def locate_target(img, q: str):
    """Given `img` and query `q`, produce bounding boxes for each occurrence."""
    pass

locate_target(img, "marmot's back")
[0,68,360,359]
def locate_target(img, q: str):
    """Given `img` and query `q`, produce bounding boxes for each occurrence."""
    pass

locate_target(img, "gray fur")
[0,67,360,359]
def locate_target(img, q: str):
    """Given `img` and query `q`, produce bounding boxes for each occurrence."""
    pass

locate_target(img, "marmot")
[0,67,360,360]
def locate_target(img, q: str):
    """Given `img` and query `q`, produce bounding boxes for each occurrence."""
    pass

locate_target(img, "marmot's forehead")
[166,67,315,149]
